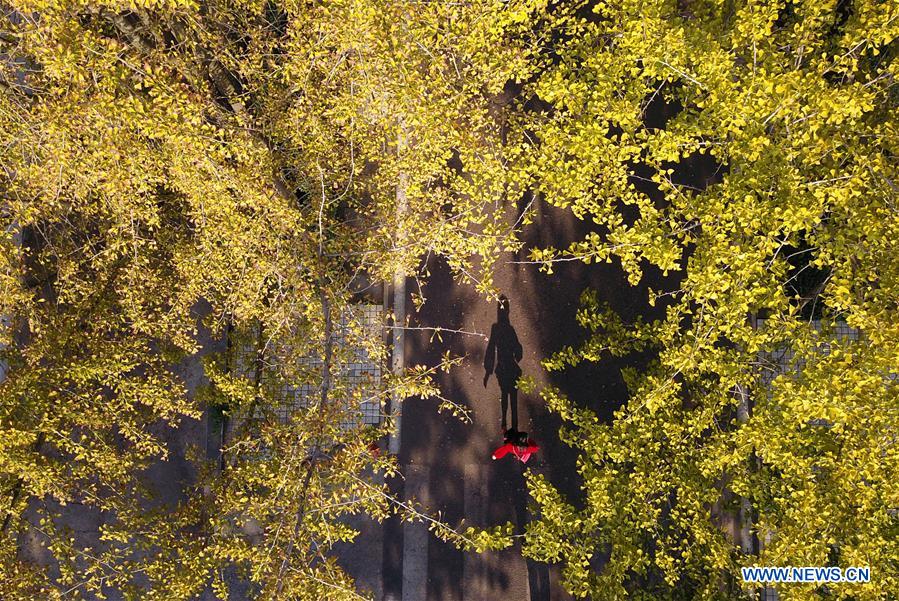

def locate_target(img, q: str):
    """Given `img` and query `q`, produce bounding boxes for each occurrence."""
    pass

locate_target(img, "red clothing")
[492,439,539,463]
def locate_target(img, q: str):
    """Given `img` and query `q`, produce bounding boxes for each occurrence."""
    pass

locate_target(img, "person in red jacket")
[492,429,539,464]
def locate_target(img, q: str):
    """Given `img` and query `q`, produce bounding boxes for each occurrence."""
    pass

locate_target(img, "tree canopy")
[0,0,535,598]
[1,0,897,599]
[521,1,899,599]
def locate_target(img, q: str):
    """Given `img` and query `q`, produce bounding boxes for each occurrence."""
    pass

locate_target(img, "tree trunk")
[388,128,408,456]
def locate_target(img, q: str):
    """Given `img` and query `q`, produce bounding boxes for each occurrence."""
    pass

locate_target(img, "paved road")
[360,196,677,601]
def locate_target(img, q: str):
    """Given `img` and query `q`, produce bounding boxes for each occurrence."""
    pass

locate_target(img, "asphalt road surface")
[361,196,678,601]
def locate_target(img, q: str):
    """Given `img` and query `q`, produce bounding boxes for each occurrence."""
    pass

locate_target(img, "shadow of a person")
[483,295,523,432]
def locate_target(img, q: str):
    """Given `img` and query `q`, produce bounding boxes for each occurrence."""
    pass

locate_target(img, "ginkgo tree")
[0,0,539,598]
[5,0,895,598]
[518,1,899,600]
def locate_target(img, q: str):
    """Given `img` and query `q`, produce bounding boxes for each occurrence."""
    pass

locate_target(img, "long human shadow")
[483,295,523,434]
[482,295,549,601]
